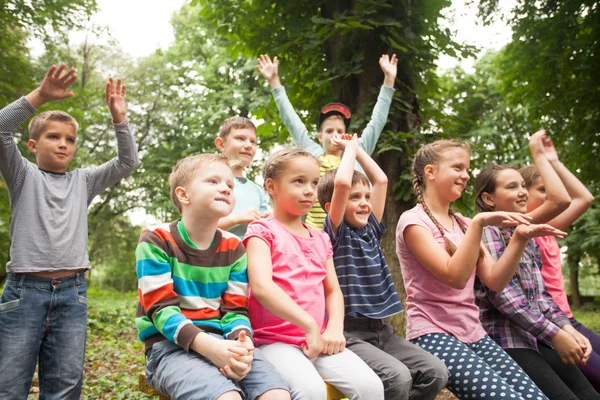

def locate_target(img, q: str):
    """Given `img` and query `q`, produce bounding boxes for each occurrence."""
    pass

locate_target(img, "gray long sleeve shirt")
[0,97,140,273]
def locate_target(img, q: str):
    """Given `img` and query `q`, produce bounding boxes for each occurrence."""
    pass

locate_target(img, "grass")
[21,289,599,399]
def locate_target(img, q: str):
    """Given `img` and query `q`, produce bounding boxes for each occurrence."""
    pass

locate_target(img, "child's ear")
[27,138,39,154]
[214,136,225,152]
[324,202,332,213]
[481,192,495,208]
[317,131,324,143]
[175,186,190,207]
[264,178,275,196]
[424,164,436,181]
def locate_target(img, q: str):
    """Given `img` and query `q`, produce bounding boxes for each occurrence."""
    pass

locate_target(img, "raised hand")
[105,77,127,124]
[26,64,78,108]
[541,134,560,163]
[473,211,532,227]
[329,133,356,152]
[256,54,281,88]
[379,54,398,87]
[529,129,547,157]
[514,223,567,240]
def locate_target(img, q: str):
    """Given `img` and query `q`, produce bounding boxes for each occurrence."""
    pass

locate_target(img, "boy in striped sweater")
[319,135,448,400]
[135,154,289,400]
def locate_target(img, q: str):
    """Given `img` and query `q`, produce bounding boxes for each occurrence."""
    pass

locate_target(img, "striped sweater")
[135,220,252,352]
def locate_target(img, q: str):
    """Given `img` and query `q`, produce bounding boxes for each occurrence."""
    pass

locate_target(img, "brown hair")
[519,165,540,189]
[28,110,79,140]
[412,139,484,262]
[263,148,318,182]
[317,168,370,209]
[169,153,232,213]
[474,164,526,289]
[218,116,256,139]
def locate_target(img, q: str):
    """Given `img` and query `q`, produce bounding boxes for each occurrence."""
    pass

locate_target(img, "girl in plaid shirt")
[397,139,562,399]
[475,130,599,400]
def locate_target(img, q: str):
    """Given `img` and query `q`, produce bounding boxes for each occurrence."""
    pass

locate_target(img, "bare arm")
[355,146,388,222]
[328,135,358,230]
[526,130,571,224]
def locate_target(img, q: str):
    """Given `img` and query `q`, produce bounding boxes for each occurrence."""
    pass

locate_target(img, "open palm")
[39,64,77,102]
[105,77,127,123]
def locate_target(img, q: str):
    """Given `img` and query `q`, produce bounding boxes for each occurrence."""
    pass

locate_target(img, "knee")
[420,357,450,391]
[382,367,412,400]
[290,379,327,400]
[349,376,385,400]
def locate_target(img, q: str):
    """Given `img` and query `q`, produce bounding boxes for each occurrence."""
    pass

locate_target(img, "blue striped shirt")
[323,214,403,319]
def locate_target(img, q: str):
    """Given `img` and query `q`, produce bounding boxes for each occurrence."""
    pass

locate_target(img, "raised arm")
[327,134,358,230]
[25,63,77,109]
[357,54,397,155]
[403,211,532,290]
[84,77,140,201]
[355,146,388,222]
[526,130,571,224]
[257,54,322,156]
[541,139,594,230]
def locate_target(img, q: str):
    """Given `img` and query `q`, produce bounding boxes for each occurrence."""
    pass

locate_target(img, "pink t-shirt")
[396,204,487,343]
[535,235,572,317]
[244,215,333,346]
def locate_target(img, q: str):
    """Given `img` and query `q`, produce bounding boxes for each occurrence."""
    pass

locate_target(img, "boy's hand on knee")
[105,77,127,124]
[379,54,398,87]
[27,64,77,108]
[257,54,282,89]
[236,331,255,355]
[320,327,346,355]
[221,343,253,381]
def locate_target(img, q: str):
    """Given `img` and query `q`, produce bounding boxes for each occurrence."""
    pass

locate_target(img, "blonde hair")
[412,140,484,262]
[218,116,256,139]
[28,110,79,140]
[263,148,319,196]
[169,153,232,212]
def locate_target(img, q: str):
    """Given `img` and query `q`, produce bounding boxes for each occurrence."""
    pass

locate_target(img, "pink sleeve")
[243,220,274,249]
[396,210,434,247]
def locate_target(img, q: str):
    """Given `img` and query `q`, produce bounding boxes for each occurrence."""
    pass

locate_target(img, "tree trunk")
[569,266,582,308]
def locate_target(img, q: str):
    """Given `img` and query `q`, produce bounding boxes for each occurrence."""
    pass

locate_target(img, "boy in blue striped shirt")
[319,134,448,400]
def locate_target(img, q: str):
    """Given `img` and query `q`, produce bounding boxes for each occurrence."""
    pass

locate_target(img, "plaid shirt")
[475,226,570,352]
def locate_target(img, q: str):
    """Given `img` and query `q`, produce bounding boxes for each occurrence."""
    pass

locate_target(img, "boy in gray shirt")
[0,63,139,399]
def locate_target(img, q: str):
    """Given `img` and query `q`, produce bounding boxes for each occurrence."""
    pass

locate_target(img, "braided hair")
[412,140,484,263]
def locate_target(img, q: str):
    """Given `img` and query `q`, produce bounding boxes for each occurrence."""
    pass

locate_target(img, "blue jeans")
[0,272,88,400]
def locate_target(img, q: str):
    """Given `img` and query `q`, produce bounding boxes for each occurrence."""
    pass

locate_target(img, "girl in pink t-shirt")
[244,148,383,400]
[519,140,600,392]
[397,139,557,400]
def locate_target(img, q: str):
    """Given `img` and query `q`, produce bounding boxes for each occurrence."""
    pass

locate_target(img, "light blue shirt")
[229,176,269,239]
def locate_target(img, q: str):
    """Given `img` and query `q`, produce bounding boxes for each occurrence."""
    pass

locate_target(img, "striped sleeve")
[0,97,36,196]
[218,232,252,339]
[136,227,202,352]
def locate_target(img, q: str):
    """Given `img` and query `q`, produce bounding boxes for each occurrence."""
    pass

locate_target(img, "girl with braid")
[396,139,562,399]
[474,130,600,400]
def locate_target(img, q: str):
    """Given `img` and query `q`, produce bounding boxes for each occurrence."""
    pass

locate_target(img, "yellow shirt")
[306,154,341,229]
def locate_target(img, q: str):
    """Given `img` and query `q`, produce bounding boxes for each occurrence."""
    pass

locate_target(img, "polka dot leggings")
[413,333,547,399]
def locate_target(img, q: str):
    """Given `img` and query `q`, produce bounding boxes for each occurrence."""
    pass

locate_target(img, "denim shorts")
[146,334,289,400]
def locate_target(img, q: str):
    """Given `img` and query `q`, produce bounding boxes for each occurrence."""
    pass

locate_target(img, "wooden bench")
[139,374,346,399]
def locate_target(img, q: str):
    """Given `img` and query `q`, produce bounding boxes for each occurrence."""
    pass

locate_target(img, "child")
[474,130,599,400]
[135,153,289,400]
[244,148,384,400]
[257,53,397,229]
[0,64,139,399]
[319,134,449,400]
[521,157,600,392]
[215,116,270,238]
[396,139,560,399]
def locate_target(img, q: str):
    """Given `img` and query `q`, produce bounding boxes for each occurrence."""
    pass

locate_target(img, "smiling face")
[266,155,321,217]
[482,168,529,213]
[216,127,257,169]
[343,182,373,229]
[177,161,236,218]
[426,148,471,202]
[27,121,77,172]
